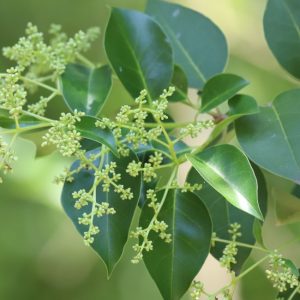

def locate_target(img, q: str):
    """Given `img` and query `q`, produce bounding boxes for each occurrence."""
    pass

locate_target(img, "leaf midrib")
[271,104,300,171]
[189,156,258,216]
[113,15,152,98]
[281,0,300,39]
[159,20,206,83]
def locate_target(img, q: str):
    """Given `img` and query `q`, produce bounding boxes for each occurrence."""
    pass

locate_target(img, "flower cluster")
[0,136,17,183]
[190,280,204,300]
[126,151,163,182]
[42,110,84,157]
[152,87,175,120]
[179,119,214,139]
[3,23,100,78]
[0,67,27,118]
[53,167,76,184]
[75,196,116,246]
[69,149,134,246]
[220,223,242,271]
[95,88,176,156]
[95,161,133,200]
[266,251,299,292]
[171,180,202,193]
[130,188,172,264]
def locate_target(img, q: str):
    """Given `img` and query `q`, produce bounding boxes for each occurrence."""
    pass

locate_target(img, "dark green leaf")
[187,162,268,274]
[201,74,249,113]
[141,189,212,300]
[75,116,118,156]
[264,0,300,78]
[61,148,141,276]
[252,219,265,248]
[187,145,263,220]
[168,65,188,102]
[60,64,112,116]
[207,94,259,145]
[146,0,227,88]
[236,89,300,183]
[105,7,173,99]
[0,108,42,129]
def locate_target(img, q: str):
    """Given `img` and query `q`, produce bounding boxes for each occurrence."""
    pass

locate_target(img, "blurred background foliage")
[0,0,299,299]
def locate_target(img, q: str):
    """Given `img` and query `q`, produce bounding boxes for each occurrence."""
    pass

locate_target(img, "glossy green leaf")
[236,89,300,183]
[168,65,188,102]
[105,8,173,99]
[208,94,259,145]
[75,116,118,156]
[60,64,112,116]
[141,189,212,300]
[61,148,141,276]
[201,74,249,113]
[264,0,300,78]
[146,0,227,88]
[187,145,263,220]
[187,162,268,273]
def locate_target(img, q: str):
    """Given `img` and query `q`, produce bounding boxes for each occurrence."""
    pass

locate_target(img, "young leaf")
[61,148,141,276]
[141,190,212,300]
[60,64,112,116]
[146,0,227,88]
[187,145,263,220]
[168,65,188,102]
[236,89,300,183]
[264,0,300,79]
[187,163,268,274]
[105,8,173,99]
[201,74,249,113]
[75,116,118,156]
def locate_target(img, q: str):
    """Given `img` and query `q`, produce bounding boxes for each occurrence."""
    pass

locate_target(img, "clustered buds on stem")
[42,110,85,157]
[0,136,17,183]
[266,250,299,292]
[220,223,242,270]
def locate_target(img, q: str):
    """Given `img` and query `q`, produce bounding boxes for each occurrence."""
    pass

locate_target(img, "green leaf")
[284,259,299,277]
[61,148,141,276]
[75,116,118,156]
[201,74,249,113]
[187,162,268,274]
[264,0,300,79]
[146,0,228,88]
[168,65,188,102]
[141,189,212,300]
[0,108,42,129]
[105,7,173,99]
[236,89,300,183]
[252,219,265,248]
[60,64,112,116]
[207,94,259,145]
[187,145,263,220]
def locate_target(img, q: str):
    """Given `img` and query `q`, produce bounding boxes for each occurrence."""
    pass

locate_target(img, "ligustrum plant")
[1,0,300,299]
